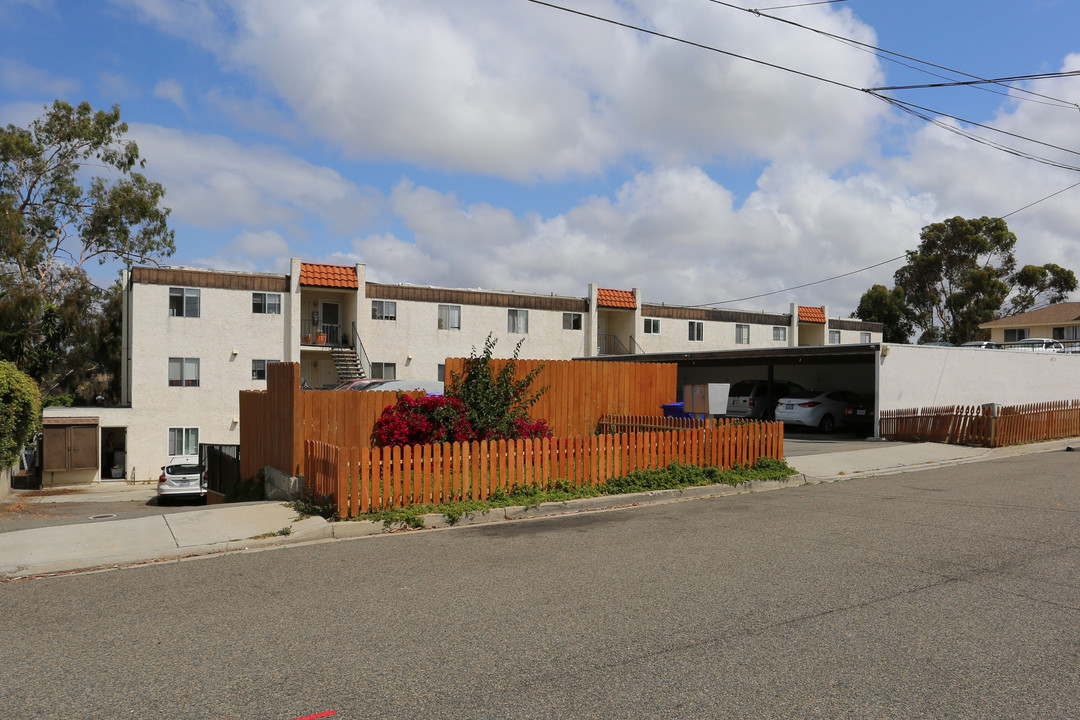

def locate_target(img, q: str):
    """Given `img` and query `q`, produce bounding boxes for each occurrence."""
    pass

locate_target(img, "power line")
[526,1,1080,173]
[708,0,1080,111]
[693,179,1080,307]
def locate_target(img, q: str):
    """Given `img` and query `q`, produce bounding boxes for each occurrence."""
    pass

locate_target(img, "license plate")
[857,409,867,415]
[175,479,191,485]
[785,404,794,409]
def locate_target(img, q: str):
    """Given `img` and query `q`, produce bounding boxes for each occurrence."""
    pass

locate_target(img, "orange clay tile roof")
[299,262,358,289]
[596,288,637,309]
[980,302,1080,328]
[798,305,827,324]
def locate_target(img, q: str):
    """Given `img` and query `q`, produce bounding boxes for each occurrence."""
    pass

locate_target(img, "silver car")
[157,457,207,500]
[726,380,804,420]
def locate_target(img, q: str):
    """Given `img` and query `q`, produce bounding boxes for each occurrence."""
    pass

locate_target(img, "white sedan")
[775,389,864,433]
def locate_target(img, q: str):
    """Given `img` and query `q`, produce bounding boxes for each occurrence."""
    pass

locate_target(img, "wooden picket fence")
[241,360,678,480]
[303,421,784,518]
[879,400,1080,447]
[596,414,763,434]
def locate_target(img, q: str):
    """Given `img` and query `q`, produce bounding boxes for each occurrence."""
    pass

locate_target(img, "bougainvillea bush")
[371,393,552,448]
[371,394,474,447]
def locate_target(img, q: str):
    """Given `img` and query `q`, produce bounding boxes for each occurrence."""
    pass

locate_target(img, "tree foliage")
[0,361,41,469]
[851,284,915,343]
[446,334,550,441]
[856,216,1077,345]
[1,100,174,398]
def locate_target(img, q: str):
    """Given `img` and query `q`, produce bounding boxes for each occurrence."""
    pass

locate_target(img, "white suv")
[1009,338,1064,353]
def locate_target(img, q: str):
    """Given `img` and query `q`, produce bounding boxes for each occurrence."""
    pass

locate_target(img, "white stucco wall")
[878,344,1080,410]
[122,281,287,481]
[359,298,588,380]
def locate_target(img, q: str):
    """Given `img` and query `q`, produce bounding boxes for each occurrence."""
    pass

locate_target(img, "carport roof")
[580,343,881,367]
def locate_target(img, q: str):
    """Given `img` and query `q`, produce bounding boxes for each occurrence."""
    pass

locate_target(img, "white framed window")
[438,304,461,330]
[508,309,529,334]
[168,357,200,387]
[1004,328,1029,343]
[167,427,199,457]
[252,292,281,314]
[644,318,661,334]
[829,330,842,344]
[251,359,278,380]
[372,362,396,380]
[688,321,703,342]
[437,363,445,382]
[773,326,787,342]
[169,287,200,317]
[735,324,750,344]
[371,300,396,321]
[860,332,871,343]
[563,312,582,330]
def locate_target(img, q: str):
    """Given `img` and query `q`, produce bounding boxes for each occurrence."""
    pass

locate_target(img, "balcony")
[300,319,344,347]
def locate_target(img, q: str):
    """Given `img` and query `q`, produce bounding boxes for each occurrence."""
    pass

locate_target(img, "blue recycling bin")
[660,402,691,419]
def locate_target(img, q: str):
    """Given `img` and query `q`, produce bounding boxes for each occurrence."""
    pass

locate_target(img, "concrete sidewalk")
[0,502,332,579]
[2,438,1075,580]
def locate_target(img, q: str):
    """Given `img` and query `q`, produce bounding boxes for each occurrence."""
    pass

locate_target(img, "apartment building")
[41,258,881,485]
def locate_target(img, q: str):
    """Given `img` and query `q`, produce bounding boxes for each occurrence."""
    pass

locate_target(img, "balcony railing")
[300,319,343,346]
[597,334,631,356]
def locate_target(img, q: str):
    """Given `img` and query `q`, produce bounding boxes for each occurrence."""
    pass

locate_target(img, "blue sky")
[3,0,1080,315]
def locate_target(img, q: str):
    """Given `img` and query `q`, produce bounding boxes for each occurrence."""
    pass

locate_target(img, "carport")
[590,344,883,435]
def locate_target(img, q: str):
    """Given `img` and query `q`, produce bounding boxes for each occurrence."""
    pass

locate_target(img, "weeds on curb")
[355,457,797,529]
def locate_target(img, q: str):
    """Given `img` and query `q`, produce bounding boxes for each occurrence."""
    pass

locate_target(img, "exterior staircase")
[331,346,366,382]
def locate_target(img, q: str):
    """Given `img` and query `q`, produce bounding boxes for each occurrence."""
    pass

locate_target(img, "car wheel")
[819,414,836,433]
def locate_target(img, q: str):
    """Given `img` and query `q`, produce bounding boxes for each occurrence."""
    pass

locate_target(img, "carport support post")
[767,364,775,421]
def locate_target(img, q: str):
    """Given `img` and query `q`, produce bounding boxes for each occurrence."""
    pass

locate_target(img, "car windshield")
[729,381,757,395]
[166,464,202,476]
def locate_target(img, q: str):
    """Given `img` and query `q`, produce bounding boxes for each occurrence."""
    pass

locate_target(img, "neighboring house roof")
[980,302,1080,328]
[798,306,826,324]
[597,288,636,309]
[299,263,358,289]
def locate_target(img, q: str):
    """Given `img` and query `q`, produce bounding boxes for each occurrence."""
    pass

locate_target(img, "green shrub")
[225,474,264,503]
[292,494,338,519]
[0,361,41,468]
[446,333,550,441]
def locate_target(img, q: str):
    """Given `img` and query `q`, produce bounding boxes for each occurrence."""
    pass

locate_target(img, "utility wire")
[708,0,1080,111]
[527,0,1080,172]
[694,179,1080,307]
[755,0,846,10]
[525,1,1080,305]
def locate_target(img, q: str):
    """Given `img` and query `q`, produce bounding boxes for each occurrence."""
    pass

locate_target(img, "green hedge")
[0,362,42,468]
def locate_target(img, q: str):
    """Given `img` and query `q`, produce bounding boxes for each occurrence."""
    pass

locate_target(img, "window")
[169,288,200,317]
[508,309,529,334]
[168,357,200,387]
[252,359,278,380]
[563,312,582,330]
[1004,328,1030,342]
[438,304,461,330]
[773,326,787,342]
[860,332,872,343]
[168,427,199,457]
[829,330,842,344]
[1052,326,1080,341]
[644,318,661,334]
[252,292,281,314]
[688,321,703,342]
[372,362,396,380]
[437,364,445,382]
[371,300,396,321]
[735,324,750,345]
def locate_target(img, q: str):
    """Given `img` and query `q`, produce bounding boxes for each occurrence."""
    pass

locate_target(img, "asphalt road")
[2,450,1078,719]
